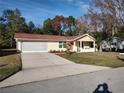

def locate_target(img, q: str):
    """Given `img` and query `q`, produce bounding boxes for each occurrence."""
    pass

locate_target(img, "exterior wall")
[47,42,67,51]
[77,36,94,42]
[16,40,67,52]
[16,40,21,51]
[72,41,77,52]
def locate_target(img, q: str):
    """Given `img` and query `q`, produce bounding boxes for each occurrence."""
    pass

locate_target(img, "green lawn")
[0,52,22,81]
[59,52,124,68]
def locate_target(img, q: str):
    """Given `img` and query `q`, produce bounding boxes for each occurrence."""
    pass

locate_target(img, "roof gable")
[68,34,95,41]
[77,35,94,41]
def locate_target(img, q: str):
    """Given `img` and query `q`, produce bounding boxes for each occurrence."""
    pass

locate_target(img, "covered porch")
[76,41,95,52]
[69,41,96,52]
[67,34,96,53]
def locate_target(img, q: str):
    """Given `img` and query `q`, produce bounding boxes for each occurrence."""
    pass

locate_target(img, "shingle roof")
[66,36,79,40]
[14,33,68,41]
[14,33,95,41]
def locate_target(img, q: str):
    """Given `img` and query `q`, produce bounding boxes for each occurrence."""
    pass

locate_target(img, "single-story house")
[14,33,96,53]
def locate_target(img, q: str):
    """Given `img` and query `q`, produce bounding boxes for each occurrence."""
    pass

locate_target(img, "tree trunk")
[99,43,102,52]
[10,34,13,48]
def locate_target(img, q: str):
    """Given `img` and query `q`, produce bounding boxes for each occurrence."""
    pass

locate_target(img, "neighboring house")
[14,33,96,53]
[101,37,124,52]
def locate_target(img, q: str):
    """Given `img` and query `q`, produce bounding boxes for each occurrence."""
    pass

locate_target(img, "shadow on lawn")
[0,49,20,57]
[93,83,112,93]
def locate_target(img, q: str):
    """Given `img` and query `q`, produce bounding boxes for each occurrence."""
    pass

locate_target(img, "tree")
[42,16,80,36]
[20,22,30,33]
[65,16,79,36]
[0,15,10,48]
[56,16,80,36]
[117,25,124,38]
[0,8,29,48]
[87,0,124,38]
[34,28,43,34]
[52,15,65,35]
[2,8,27,47]
[28,21,35,33]
[43,18,55,35]
[78,15,89,34]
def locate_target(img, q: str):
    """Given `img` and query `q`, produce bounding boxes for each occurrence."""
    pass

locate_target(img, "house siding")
[47,42,66,51]
[17,41,21,51]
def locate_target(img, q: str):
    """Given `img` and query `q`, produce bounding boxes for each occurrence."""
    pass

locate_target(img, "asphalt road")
[0,67,124,93]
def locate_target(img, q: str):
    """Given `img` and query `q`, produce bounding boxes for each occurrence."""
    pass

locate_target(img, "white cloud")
[61,0,89,15]
[65,0,89,10]
[75,1,89,13]
[79,3,89,9]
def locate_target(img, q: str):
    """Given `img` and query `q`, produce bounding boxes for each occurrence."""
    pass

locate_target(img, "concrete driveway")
[0,53,110,88]
[21,53,75,69]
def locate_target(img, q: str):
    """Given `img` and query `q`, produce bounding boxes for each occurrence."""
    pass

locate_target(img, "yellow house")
[14,33,96,53]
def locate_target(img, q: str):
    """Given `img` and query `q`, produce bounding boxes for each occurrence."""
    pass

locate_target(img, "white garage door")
[22,42,48,52]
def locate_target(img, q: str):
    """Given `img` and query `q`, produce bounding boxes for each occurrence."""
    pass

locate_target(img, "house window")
[59,42,66,48]
[63,42,66,48]
[59,42,63,48]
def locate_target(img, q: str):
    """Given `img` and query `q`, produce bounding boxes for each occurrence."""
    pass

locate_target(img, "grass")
[0,49,21,81]
[59,52,124,68]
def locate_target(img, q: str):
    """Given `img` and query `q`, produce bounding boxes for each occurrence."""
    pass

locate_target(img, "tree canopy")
[42,16,80,36]
[85,0,124,39]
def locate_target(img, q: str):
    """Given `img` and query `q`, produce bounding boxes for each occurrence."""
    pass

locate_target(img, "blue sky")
[0,0,90,26]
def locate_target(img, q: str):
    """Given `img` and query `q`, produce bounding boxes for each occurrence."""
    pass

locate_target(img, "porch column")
[73,41,76,52]
[80,41,82,52]
[93,41,95,52]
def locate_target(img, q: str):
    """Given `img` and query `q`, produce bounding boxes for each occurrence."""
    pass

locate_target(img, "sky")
[0,0,90,26]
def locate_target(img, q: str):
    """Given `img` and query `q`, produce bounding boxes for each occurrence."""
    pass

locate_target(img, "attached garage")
[21,41,48,52]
